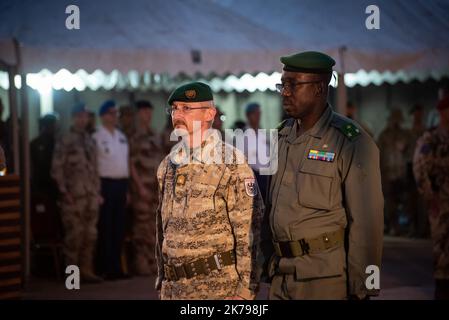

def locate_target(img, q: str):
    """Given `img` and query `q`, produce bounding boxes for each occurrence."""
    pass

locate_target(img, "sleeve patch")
[244,178,258,197]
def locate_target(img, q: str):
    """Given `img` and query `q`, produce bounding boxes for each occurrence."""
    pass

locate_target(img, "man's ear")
[205,106,217,122]
[315,82,325,97]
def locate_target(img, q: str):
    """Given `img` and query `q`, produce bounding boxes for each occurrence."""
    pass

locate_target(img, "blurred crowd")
[0,96,270,282]
[0,79,448,283]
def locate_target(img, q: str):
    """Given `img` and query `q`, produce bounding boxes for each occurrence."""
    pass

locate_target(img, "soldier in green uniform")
[156,82,264,300]
[264,51,384,300]
[413,97,449,300]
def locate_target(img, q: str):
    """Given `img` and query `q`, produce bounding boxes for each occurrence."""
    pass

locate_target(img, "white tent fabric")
[0,0,292,74]
[0,0,448,75]
[216,0,449,73]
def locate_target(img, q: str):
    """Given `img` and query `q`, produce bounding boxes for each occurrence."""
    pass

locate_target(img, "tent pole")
[336,46,347,115]
[14,39,31,285]
[7,64,20,174]
[0,59,19,174]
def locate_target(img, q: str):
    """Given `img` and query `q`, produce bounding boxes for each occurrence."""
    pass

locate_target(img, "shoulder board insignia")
[341,123,360,140]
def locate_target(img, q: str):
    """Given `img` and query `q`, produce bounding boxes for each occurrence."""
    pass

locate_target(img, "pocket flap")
[300,158,335,178]
[294,246,345,281]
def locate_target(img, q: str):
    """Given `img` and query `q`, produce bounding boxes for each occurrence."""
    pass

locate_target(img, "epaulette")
[331,114,361,141]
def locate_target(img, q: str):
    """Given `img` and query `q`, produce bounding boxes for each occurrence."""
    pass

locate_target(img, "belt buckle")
[203,258,211,275]
[165,265,178,281]
[213,254,223,270]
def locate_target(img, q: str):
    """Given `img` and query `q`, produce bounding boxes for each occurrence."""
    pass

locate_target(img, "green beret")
[280,51,335,74]
[167,81,213,106]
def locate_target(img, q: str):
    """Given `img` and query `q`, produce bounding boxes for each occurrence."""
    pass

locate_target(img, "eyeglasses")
[165,105,210,115]
[275,80,322,94]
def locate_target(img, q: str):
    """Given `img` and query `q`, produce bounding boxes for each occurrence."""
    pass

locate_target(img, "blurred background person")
[238,102,269,202]
[93,100,130,280]
[51,103,103,283]
[438,79,449,100]
[232,120,246,131]
[129,100,162,276]
[160,114,179,156]
[30,114,58,195]
[86,110,97,134]
[346,101,373,136]
[406,104,429,238]
[413,97,449,299]
[378,109,410,236]
[119,105,135,140]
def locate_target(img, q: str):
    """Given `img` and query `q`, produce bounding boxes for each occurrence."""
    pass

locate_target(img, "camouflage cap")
[167,81,213,106]
[280,51,335,74]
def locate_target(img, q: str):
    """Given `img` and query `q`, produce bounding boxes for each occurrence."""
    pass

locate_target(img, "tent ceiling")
[0,0,448,76]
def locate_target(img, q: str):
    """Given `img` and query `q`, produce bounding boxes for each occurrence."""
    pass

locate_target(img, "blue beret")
[99,100,116,116]
[71,102,87,116]
[245,102,260,114]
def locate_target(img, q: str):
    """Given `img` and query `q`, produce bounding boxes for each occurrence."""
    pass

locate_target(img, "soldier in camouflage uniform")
[129,100,162,275]
[119,105,135,140]
[156,82,264,300]
[51,103,102,283]
[413,97,449,300]
[378,109,410,235]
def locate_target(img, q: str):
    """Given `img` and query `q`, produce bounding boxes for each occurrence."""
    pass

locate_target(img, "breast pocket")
[297,160,335,210]
[188,174,219,214]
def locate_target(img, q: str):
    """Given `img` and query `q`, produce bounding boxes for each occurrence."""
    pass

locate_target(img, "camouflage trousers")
[131,195,158,275]
[160,265,239,300]
[428,199,449,280]
[59,195,98,273]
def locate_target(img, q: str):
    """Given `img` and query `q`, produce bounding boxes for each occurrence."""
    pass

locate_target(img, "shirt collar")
[286,104,333,144]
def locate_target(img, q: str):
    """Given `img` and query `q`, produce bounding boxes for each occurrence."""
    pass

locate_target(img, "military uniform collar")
[285,104,333,143]
[311,104,333,138]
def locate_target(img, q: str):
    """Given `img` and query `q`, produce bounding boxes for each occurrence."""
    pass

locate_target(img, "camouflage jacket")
[155,130,264,299]
[51,127,99,197]
[413,126,449,279]
[129,125,162,191]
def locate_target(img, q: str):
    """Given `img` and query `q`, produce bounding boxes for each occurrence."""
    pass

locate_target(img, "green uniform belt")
[164,250,236,281]
[273,229,345,257]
